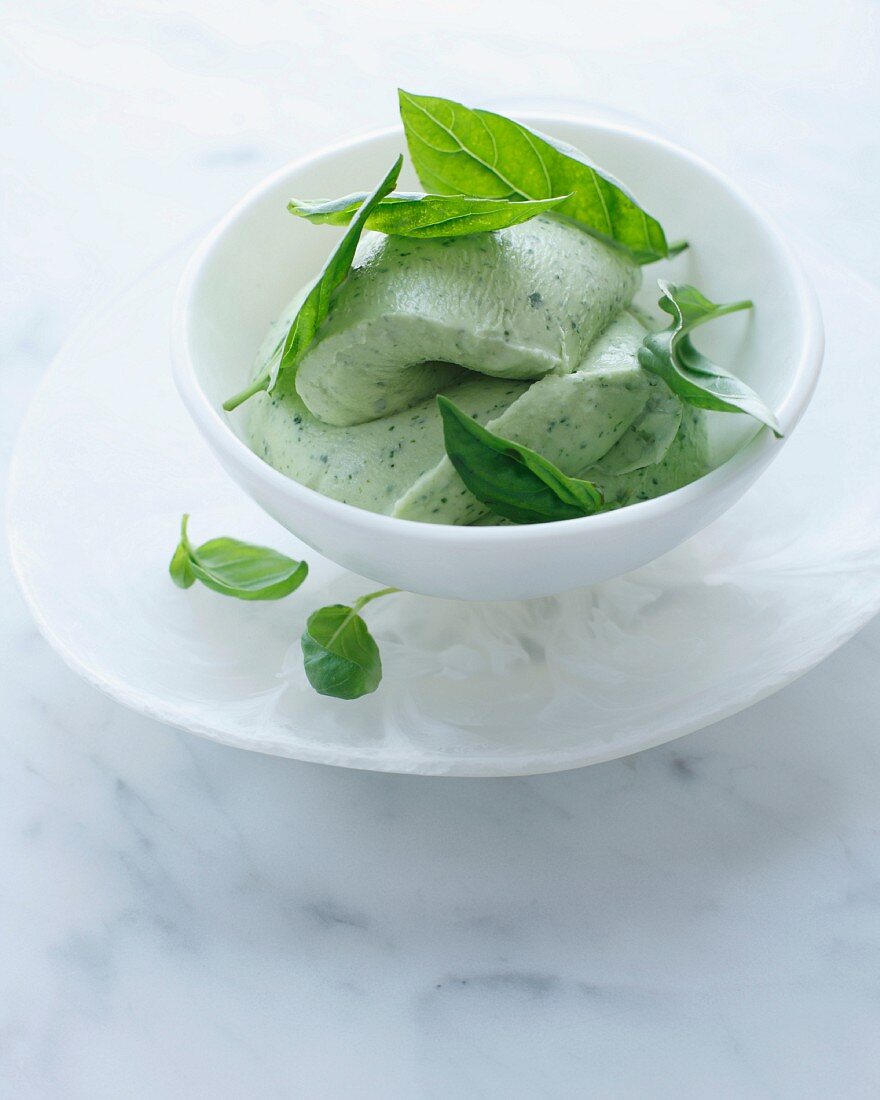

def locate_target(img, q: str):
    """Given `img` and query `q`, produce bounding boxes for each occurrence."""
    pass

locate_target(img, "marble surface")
[2,2,879,1095]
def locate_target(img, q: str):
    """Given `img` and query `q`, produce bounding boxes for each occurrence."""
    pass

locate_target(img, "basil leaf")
[169,539,196,589]
[437,396,604,524]
[637,281,782,437]
[301,588,397,699]
[168,515,308,600]
[398,90,674,264]
[288,190,569,238]
[223,157,403,411]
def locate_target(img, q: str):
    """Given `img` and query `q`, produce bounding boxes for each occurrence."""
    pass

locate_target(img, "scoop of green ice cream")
[247,308,708,523]
[246,373,529,517]
[392,312,654,524]
[292,215,640,427]
[244,213,709,525]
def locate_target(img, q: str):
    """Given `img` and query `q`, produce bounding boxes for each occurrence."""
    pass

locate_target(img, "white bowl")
[171,115,823,601]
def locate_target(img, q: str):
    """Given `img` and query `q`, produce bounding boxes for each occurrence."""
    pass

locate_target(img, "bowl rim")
[171,113,824,549]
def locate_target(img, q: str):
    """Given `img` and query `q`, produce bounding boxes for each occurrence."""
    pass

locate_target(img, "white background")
[2,2,880,1096]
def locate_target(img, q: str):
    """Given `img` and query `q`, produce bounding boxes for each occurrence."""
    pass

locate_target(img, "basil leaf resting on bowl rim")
[398,89,683,264]
[638,280,782,437]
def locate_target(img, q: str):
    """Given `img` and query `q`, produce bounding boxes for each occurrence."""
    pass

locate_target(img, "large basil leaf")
[438,396,604,524]
[287,190,568,238]
[398,90,677,264]
[223,157,403,411]
[169,515,308,600]
[638,281,782,437]
[301,588,396,699]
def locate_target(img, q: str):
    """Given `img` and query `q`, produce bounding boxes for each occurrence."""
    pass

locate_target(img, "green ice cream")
[245,216,709,524]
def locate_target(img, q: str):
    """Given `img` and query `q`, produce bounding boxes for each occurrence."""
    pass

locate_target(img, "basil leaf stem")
[168,514,308,600]
[288,191,570,237]
[301,588,398,699]
[437,396,604,524]
[223,157,403,412]
[637,281,782,437]
[399,90,676,264]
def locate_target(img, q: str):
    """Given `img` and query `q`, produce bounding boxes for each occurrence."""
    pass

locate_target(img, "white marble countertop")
[2,2,879,1095]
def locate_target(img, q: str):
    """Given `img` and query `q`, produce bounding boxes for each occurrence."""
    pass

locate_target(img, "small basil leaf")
[437,396,603,524]
[287,191,569,238]
[302,604,381,699]
[399,90,675,264]
[223,157,403,411]
[637,280,782,437]
[169,515,308,600]
[168,538,196,589]
[189,539,309,600]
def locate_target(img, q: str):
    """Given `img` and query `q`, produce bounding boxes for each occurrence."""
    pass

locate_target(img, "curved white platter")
[7,240,880,775]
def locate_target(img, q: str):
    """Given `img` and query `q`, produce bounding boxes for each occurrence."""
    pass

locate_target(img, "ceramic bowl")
[171,115,823,600]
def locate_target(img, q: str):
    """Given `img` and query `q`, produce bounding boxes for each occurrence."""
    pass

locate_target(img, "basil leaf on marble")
[437,396,604,524]
[223,157,403,411]
[398,90,675,264]
[288,190,569,238]
[638,281,782,437]
[301,588,397,699]
[168,515,308,600]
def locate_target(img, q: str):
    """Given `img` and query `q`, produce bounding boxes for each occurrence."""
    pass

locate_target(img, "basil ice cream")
[246,215,709,524]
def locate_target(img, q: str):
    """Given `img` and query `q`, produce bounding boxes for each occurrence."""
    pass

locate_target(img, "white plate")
[7,241,880,776]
